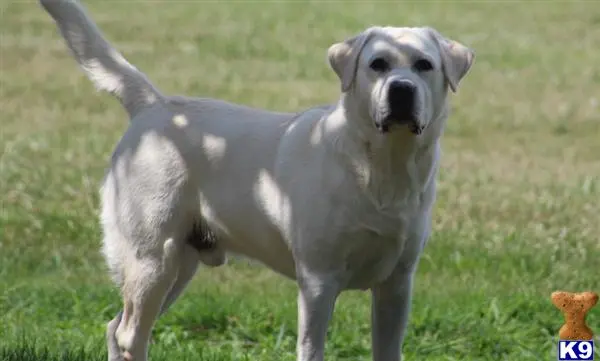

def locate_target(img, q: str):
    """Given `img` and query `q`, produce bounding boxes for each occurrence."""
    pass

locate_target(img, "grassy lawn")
[1,0,599,360]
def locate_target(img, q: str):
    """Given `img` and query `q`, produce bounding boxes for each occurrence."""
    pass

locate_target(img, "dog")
[39,1,474,360]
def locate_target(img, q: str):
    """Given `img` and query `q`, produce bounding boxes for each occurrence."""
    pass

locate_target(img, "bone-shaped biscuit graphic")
[552,291,598,340]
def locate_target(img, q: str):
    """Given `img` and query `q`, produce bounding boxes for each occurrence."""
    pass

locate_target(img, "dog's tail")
[40,0,162,118]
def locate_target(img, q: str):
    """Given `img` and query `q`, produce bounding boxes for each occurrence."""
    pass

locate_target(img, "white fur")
[39,1,474,361]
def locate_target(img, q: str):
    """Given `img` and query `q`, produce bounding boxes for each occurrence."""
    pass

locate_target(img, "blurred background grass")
[1,1,599,360]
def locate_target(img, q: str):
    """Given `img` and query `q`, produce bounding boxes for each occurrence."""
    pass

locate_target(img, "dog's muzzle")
[375,80,424,135]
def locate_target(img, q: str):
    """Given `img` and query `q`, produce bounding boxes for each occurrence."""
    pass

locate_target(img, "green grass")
[1,0,599,360]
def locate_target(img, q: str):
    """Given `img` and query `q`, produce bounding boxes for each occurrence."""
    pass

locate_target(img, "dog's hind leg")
[158,244,200,316]
[104,232,209,360]
[107,311,124,361]
[108,237,225,361]
[112,238,180,361]
[159,220,226,316]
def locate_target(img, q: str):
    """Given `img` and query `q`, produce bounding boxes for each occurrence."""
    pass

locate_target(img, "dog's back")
[40,0,334,280]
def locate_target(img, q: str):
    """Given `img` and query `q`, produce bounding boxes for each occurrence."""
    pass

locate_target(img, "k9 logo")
[558,341,595,361]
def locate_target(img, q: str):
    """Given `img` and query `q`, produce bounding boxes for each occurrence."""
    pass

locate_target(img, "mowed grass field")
[1,1,600,360]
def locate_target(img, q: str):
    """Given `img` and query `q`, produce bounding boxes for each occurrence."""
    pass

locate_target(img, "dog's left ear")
[328,27,379,92]
[426,27,475,93]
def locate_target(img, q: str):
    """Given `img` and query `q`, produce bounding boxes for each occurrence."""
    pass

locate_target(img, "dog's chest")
[339,203,418,290]
[334,151,437,289]
[341,232,405,290]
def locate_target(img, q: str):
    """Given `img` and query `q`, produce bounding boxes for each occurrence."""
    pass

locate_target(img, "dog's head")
[328,26,474,134]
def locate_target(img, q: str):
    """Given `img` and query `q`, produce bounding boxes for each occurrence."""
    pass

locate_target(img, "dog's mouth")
[375,114,424,135]
[408,122,425,135]
[375,121,391,133]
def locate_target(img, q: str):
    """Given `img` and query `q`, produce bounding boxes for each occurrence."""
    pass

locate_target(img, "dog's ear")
[426,27,474,93]
[327,28,378,92]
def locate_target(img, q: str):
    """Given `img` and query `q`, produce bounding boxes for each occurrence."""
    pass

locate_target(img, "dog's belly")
[196,187,297,279]
[222,232,297,280]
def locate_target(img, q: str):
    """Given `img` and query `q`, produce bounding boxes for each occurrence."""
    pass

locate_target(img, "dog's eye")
[369,58,389,72]
[414,59,434,72]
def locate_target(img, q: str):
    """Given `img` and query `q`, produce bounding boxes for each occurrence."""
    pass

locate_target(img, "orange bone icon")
[551,291,598,340]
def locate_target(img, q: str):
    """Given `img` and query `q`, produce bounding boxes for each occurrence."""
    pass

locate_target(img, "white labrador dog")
[40,1,474,360]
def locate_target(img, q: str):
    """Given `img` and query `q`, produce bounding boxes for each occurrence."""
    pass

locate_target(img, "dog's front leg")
[370,264,417,361]
[296,269,341,361]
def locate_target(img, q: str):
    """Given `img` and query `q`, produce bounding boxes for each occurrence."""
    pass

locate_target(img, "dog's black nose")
[388,80,416,122]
